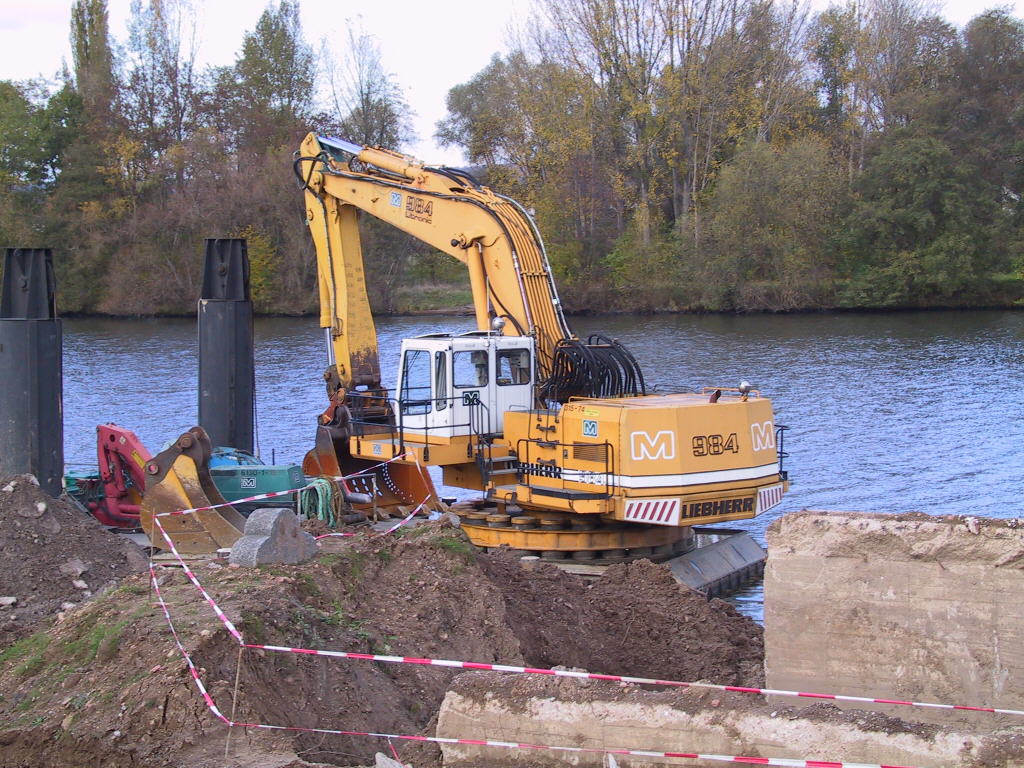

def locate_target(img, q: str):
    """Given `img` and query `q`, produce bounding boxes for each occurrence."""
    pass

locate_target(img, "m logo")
[582,419,598,437]
[462,390,481,406]
[751,421,776,452]
[631,431,675,461]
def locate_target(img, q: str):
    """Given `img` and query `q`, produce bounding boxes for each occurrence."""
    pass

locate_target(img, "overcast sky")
[0,0,1017,165]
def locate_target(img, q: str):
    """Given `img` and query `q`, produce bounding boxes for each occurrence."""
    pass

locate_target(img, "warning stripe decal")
[757,484,785,514]
[624,498,680,526]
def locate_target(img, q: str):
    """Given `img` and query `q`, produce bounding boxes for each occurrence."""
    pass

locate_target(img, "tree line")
[1,0,1021,315]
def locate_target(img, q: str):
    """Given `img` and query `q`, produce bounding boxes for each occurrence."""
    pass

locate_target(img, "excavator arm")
[295,133,574,387]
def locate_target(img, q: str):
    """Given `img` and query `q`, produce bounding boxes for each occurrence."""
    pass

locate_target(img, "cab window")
[453,350,489,388]
[434,351,448,410]
[400,348,432,414]
[497,349,531,386]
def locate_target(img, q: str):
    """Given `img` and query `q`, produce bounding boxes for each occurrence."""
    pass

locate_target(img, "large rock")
[228,508,317,567]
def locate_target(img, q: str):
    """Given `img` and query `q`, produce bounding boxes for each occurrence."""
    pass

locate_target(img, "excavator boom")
[298,134,573,387]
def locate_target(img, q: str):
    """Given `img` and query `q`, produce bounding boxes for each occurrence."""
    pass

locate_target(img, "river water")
[61,310,1024,619]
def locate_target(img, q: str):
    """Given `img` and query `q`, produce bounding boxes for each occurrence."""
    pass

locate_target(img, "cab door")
[493,342,534,432]
[396,345,434,432]
[450,340,493,436]
[428,347,452,436]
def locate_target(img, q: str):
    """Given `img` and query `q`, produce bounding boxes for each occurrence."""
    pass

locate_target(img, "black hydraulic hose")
[541,335,647,403]
[293,153,327,192]
[425,166,481,191]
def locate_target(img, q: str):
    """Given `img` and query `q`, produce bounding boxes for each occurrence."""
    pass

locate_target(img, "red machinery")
[85,424,152,528]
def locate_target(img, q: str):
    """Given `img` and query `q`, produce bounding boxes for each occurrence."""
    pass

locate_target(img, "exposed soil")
[0,474,148,648]
[0,483,765,768]
[478,552,764,686]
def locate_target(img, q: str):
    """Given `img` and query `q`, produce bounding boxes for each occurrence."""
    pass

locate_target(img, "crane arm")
[295,133,572,390]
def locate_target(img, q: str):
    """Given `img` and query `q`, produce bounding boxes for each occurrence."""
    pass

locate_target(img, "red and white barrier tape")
[220,723,920,768]
[150,565,231,725]
[381,502,425,534]
[153,502,1024,720]
[311,496,429,540]
[151,515,243,642]
[149,565,916,768]
[153,451,419,518]
[239,642,1024,718]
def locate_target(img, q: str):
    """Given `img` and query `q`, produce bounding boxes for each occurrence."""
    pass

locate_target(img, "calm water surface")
[61,311,1024,619]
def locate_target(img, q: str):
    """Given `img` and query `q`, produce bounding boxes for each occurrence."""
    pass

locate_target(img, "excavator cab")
[394,332,535,439]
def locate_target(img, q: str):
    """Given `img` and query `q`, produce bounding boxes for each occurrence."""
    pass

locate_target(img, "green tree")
[325,26,413,148]
[50,0,120,311]
[0,82,51,245]
[438,51,618,299]
[948,9,1024,257]
[0,82,50,187]
[838,132,1004,306]
[211,0,316,156]
[698,136,843,310]
[123,0,200,179]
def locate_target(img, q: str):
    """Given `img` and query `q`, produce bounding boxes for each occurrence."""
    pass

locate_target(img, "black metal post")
[198,238,254,453]
[0,248,63,495]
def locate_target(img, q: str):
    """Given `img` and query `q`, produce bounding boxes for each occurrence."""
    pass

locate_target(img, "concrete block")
[765,511,1024,726]
[436,673,1023,767]
[228,508,317,567]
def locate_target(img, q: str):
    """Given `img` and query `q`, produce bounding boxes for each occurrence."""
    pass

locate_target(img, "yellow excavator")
[293,134,789,563]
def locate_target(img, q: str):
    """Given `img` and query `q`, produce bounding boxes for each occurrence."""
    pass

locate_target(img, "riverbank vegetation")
[1,0,1022,315]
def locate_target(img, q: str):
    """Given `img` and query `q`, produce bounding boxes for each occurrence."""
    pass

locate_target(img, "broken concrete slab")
[228,508,317,567]
[375,752,410,768]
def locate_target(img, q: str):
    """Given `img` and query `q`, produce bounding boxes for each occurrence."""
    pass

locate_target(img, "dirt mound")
[0,474,148,648]
[480,551,764,686]
[0,518,764,768]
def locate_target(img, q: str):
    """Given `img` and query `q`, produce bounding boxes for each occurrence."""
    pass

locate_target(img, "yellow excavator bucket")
[139,426,248,554]
[303,423,439,515]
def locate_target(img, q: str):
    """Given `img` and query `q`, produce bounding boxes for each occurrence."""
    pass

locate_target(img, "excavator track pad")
[140,426,247,554]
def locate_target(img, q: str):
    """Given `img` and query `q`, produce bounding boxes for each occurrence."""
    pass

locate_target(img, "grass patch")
[112,581,150,597]
[434,534,476,562]
[13,687,40,713]
[332,551,367,584]
[59,607,147,665]
[123,669,150,688]
[239,610,266,645]
[392,283,473,312]
[295,571,321,598]
[1,631,51,676]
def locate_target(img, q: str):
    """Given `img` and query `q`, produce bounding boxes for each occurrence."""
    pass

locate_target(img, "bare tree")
[322,23,414,149]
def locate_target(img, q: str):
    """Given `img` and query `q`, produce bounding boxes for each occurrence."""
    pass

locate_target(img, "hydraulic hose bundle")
[540,334,646,403]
